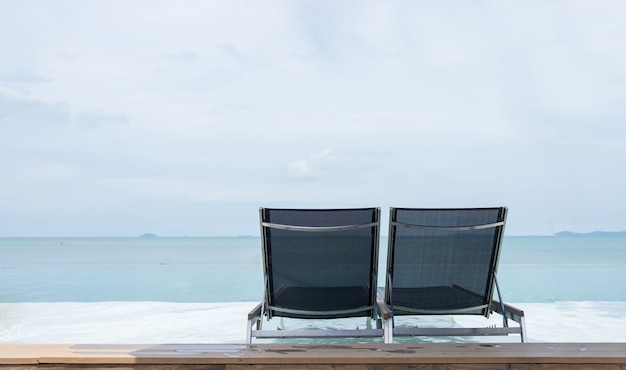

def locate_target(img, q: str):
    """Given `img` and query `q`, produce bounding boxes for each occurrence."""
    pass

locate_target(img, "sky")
[1,0,625,237]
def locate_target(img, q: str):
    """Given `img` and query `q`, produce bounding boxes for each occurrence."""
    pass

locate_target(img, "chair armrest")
[491,300,525,324]
[247,302,263,320]
[376,289,393,319]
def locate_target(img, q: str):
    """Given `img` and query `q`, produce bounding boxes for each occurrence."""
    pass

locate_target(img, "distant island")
[139,233,157,238]
[555,231,626,237]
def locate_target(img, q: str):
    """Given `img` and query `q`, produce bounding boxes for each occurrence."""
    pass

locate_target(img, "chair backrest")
[385,207,507,317]
[260,207,380,320]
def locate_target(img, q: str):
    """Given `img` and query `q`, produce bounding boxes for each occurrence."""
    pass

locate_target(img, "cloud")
[0,1,624,236]
[0,69,49,84]
[216,44,249,65]
[162,51,201,62]
[288,159,313,179]
[0,93,70,127]
[288,149,333,179]
[74,109,130,128]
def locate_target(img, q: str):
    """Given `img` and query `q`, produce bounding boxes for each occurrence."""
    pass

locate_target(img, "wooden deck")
[1,343,625,369]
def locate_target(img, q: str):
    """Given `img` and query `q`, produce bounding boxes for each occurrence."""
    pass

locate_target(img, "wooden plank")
[1,343,625,368]
[1,364,624,370]
[512,365,624,370]
[369,366,511,370]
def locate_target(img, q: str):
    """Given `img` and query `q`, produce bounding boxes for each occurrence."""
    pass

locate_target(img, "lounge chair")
[381,207,527,342]
[247,207,390,343]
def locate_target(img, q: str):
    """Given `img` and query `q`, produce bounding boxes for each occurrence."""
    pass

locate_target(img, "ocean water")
[1,236,625,343]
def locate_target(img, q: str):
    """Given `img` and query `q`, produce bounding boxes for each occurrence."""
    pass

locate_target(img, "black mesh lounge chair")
[381,207,527,342]
[247,207,391,343]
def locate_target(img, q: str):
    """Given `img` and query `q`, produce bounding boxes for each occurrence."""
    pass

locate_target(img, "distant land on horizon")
[554,230,626,237]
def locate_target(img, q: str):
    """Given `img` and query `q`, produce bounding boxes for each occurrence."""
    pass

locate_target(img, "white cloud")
[0,1,624,236]
[288,159,313,179]
[0,93,70,127]
[75,109,129,128]
[288,149,333,179]
[162,51,201,62]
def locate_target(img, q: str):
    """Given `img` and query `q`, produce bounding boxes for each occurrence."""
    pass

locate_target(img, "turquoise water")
[1,236,624,303]
[1,235,625,343]
[498,236,626,302]
[1,237,263,302]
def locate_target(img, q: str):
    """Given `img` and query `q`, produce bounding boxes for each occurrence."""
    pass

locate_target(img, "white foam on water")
[402,301,626,343]
[1,301,625,343]
[0,302,256,343]
[519,301,626,342]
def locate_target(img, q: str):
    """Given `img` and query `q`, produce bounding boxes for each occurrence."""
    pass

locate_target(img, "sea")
[1,235,625,344]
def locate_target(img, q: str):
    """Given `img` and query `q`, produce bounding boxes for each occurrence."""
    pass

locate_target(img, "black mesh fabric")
[386,208,506,316]
[261,208,379,319]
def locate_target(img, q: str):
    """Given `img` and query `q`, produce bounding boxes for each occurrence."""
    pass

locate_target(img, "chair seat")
[272,286,371,318]
[391,285,487,315]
